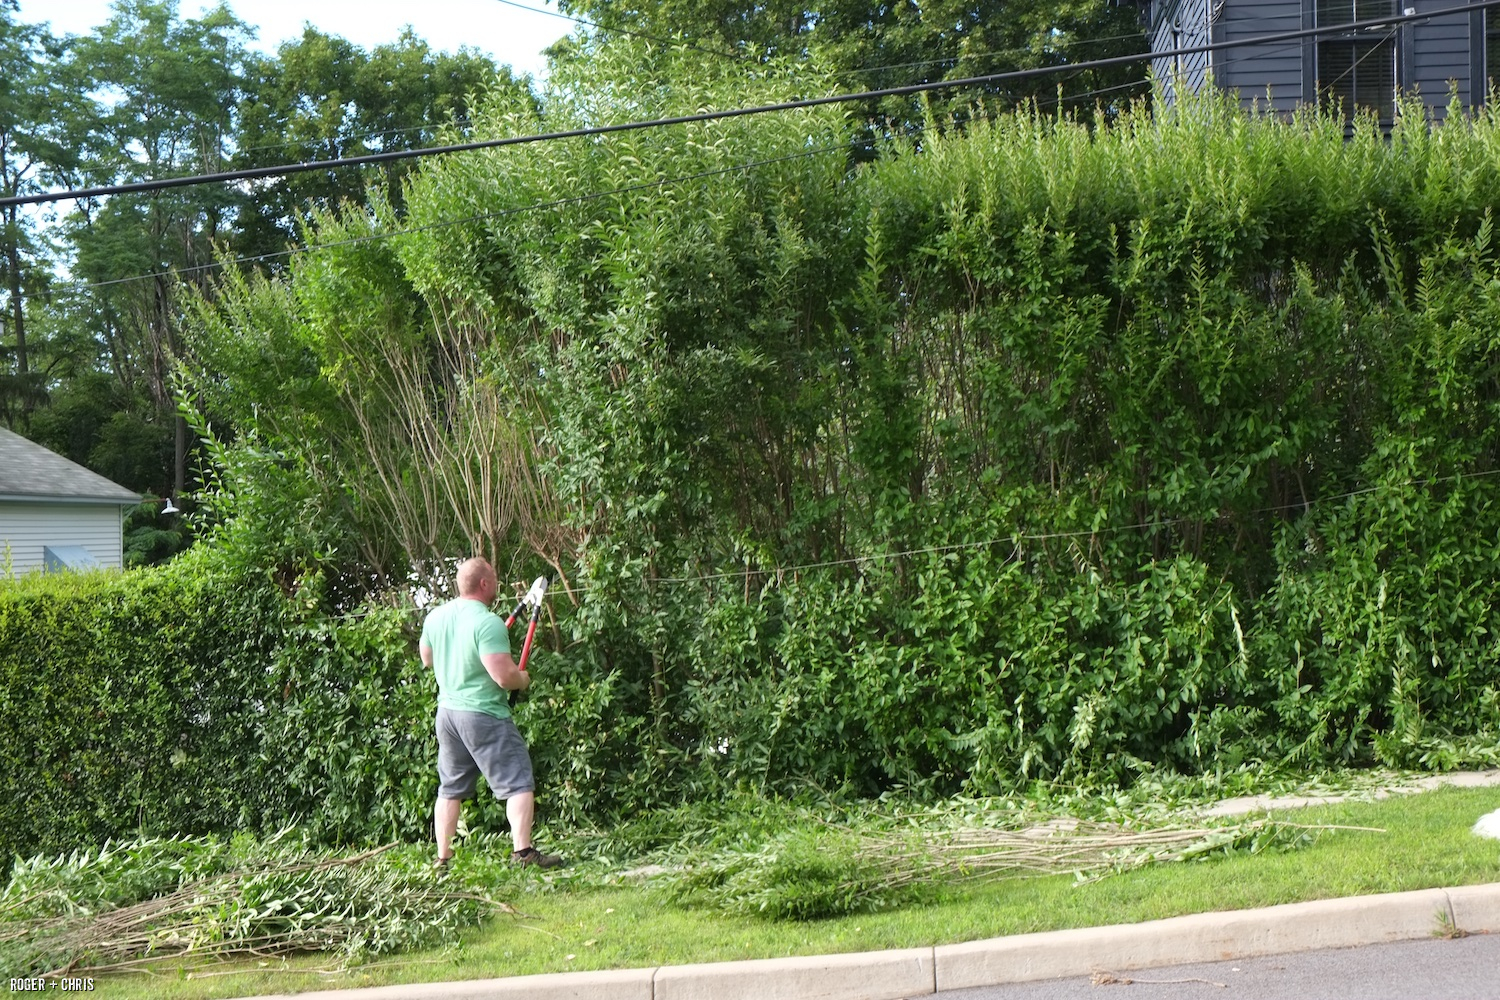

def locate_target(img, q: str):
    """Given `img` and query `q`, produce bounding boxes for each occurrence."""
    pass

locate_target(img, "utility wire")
[486,0,741,60]
[346,463,1500,609]
[165,14,1136,160]
[578,467,1500,597]
[35,73,1166,301]
[8,0,1499,211]
[1321,28,1399,97]
[236,119,473,156]
[1243,466,1500,516]
[16,41,1336,302]
[841,31,1149,77]
[44,132,893,297]
[165,26,1130,160]
[22,49,1351,301]
[39,76,1155,300]
[477,467,1500,603]
[490,0,1147,76]
[220,25,1145,156]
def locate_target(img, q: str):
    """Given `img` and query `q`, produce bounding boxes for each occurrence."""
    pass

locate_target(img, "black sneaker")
[434,855,453,871]
[510,846,564,869]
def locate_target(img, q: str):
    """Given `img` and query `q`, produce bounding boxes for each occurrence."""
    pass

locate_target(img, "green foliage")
[0,553,276,868]
[0,548,441,872]
[2,835,226,921]
[0,833,500,977]
[121,495,192,568]
[17,58,1500,861]
[553,0,1148,126]
[63,0,253,419]
[182,72,1500,827]
[3,3,515,520]
[258,604,442,845]
[665,826,909,919]
[230,27,518,261]
[22,372,163,484]
[0,2,79,428]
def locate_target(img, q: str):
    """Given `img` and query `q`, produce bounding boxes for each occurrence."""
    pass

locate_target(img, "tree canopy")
[552,0,1148,125]
[0,0,514,565]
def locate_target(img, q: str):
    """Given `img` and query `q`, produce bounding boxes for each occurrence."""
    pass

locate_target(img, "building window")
[1317,0,1397,121]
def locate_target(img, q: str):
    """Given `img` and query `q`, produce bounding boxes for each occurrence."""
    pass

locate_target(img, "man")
[421,556,562,868]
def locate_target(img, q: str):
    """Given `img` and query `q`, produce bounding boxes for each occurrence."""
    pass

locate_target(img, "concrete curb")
[654,948,934,1000]
[236,881,1500,1000]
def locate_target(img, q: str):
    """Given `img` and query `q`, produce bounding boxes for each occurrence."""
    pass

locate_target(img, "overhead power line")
[69,136,868,295]
[486,0,741,60]
[6,0,1498,212]
[12,42,1356,302]
[492,0,1147,77]
[472,467,1500,602]
[32,78,1159,301]
[140,23,1134,160]
[5,41,1404,301]
[500,0,1154,88]
[843,29,1151,77]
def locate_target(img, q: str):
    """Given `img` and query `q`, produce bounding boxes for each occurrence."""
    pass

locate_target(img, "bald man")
[421,557,561,868]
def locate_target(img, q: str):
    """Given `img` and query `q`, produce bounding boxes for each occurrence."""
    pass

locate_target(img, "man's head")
[456,557,497,605]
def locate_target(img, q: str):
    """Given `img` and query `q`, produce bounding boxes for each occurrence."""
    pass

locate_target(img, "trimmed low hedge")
[0,551,492,873]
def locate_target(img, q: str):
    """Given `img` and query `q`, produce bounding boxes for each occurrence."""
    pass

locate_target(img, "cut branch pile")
[0,836,516,979]
[864,818,1322,881]
[663,817,1376,919]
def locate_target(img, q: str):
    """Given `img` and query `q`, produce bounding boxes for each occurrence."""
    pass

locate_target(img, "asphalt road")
[929,932,1500,1000]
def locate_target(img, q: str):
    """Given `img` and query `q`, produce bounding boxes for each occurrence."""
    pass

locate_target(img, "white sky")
[14,0,571,79]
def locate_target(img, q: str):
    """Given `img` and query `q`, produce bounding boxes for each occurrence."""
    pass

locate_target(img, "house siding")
[1152,0,1216,102]
[1219,0,1306,112]
[1407,1,1474,114]
[0,502,126,575]
[1149,0,1489,117]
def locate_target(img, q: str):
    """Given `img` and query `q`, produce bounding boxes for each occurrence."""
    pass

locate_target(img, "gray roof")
[0,427,141,504]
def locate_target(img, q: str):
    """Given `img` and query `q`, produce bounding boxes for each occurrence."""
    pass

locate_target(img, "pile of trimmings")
[0,833,515,978]
[661,817,1370,919]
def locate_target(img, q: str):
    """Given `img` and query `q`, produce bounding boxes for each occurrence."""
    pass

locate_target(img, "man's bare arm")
[481,651,530,691]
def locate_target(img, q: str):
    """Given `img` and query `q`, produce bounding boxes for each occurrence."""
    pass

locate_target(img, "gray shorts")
[435,707,535,800]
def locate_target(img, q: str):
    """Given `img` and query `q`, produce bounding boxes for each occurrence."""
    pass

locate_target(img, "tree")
[62,0,251,496]
[0,2,80,428]
[552,0,1148,128]
[230,28,521,263]
[3,2,521,566]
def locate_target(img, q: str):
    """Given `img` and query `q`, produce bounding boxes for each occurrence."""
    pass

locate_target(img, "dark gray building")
[1146,0,1499,121]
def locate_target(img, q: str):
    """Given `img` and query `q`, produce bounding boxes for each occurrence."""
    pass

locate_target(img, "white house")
[0,427,141,574]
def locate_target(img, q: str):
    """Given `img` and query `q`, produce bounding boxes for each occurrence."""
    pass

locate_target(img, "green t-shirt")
[422,598,512,719]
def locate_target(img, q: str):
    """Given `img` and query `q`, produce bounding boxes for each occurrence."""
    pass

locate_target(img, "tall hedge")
[377,77,1499,814]
[10,60,1500,862]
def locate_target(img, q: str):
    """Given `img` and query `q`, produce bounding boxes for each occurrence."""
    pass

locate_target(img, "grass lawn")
[89,782,1500,999]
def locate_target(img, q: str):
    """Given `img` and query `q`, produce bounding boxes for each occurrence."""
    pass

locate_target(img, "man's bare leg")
[435,797,462,862]
[506,791,535,852]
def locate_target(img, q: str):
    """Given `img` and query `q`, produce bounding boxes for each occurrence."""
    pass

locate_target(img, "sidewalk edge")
[234,881,1500,1000]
